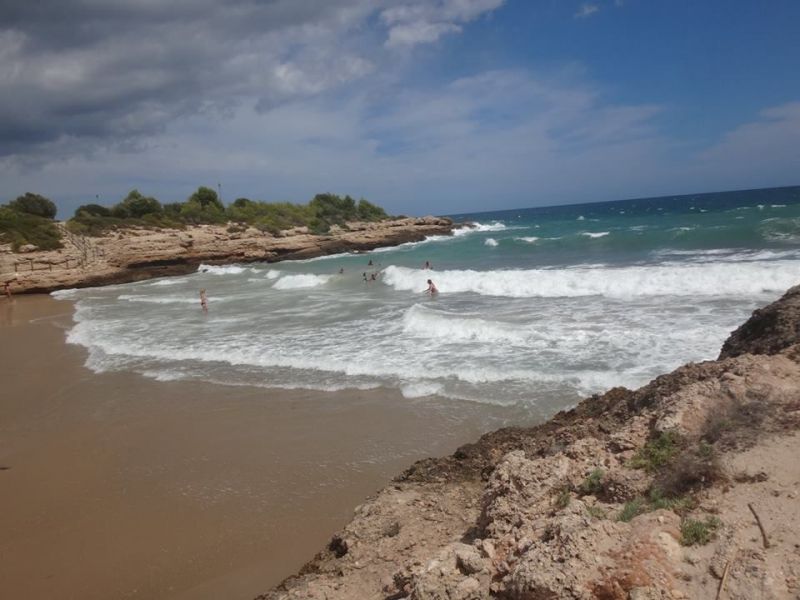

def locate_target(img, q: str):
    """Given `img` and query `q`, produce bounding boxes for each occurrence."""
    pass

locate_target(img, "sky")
[1,0,799,218]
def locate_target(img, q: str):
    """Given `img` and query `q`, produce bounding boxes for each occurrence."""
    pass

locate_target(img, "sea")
[54,186,800,417]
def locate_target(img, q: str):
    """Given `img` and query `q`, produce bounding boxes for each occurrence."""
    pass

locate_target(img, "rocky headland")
[258,286,800,600]
[0,216,453,294]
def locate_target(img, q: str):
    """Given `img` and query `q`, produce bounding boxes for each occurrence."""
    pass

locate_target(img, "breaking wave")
[272,274,332,290]
[197,264,251,275]
[381,261,799,299]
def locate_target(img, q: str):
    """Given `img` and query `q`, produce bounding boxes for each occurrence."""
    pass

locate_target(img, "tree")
[357,198,388,221]
[309,193,358,224]
[189,186,224,212]
[113,189,162,219]
[8,193,57,219]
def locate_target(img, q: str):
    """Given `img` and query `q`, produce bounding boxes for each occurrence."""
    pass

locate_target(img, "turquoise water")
[55,186,800,412]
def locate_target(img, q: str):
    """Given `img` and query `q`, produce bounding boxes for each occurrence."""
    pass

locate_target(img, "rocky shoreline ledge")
[258,286,800,600]
[0,216,453,294]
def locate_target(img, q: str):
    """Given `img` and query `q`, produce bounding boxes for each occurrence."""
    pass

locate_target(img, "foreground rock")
[0,217,453,294]
[258,287,800,600]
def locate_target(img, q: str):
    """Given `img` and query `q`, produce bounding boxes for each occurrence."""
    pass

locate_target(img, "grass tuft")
[554,489,571,510]
[586,505,607,520]
[680,516,721,546]
[628,431,681,472]
[617,498,647,522]
[579,468,605,496]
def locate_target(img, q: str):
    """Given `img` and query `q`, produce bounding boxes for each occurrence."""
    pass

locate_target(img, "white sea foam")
[402,304,529,344]
[401,381,445,398]
[198,264,249,275]
[577,215,585,221]
[484,238,499,247]
[454,221,507,236]
[515,236,539,243]
[272,274,332,290]
[295,251,354,263]
[381,262,800,299]
[265,269,282,280]
[772,204,786,208]
[51,288,79,299]
[141,369,188,382]
[581,231,610,238]
[148,278,186,286]
[118,294,197,304]
[655,249,800,262]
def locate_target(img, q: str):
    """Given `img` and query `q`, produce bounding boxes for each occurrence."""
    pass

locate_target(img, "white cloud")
[386,22,462,47]
[381,0,504,48]
[575,3,600,18]
[690,102,800,189]
[0,68,674,215]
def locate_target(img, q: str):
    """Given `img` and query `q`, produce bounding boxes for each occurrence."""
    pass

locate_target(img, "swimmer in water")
[199,289,208,312]
[424,279,438,294]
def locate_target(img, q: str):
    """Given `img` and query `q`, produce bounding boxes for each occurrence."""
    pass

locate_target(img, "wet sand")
[0,295,532,599]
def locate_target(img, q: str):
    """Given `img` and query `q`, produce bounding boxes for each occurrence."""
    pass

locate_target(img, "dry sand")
[0,295,528,599]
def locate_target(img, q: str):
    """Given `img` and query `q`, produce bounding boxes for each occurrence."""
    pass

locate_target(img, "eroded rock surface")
[257,286,800,600]
[0,217,454,293]
[720,284,800,359]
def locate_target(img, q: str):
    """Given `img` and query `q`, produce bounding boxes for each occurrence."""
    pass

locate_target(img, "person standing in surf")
[424,279,438,295]
[199,289,208,312]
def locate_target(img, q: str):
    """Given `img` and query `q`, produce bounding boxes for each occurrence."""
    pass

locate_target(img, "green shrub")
[357,198,389,221]
[617,498,646,522]
[0,207,63,251]
[579,469,605,495]
[65,189,392,236]
[8,192,57,219]
[189,186,224,212]
[629,431,681,472]
[586,505,607,519]
[680,516,721,546]
[75,203,112,218]
[554,489,571,510]
[115,189,162,218]
[648,488,692,513]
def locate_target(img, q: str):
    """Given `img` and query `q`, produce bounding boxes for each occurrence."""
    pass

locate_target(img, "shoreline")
[0,294,530,600]
[259,284,800,599]
[0,216,455,294]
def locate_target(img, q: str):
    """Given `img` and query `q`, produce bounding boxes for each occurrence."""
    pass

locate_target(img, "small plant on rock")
[586,505,607,519]
[617,498,646,522]
[554,488,571,510]
[648,488,693,514]
[680,516,721,546]
[579,468,605,496]
[628,431,681,472]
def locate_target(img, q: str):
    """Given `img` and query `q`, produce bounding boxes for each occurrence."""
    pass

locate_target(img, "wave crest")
[381,262,800,299]
[272,274,332,290]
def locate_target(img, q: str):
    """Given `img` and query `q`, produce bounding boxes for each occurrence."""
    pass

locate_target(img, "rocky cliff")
[0,217,453,294]
[258,286,800,600]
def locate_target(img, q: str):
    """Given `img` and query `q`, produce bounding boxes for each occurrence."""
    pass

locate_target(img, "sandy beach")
[0,295,528,600]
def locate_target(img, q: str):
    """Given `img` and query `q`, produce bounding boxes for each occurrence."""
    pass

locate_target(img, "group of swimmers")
[199,258,438,311]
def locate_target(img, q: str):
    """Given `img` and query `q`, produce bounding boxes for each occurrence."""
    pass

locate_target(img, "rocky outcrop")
[719,284,800,359]
[257,287,800,600]
[0,217,454,294]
